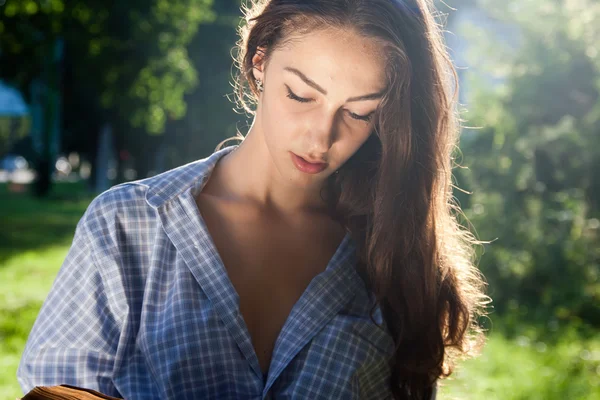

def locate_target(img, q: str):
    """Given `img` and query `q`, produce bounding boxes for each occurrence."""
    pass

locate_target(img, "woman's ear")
[251,46,267,82]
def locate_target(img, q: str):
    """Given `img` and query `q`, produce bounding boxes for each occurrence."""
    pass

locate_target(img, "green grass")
[1,183,599,399]
[0,182,92,263]
[0,182,93,397]
[439,333,600,400]
[0,246,74,396]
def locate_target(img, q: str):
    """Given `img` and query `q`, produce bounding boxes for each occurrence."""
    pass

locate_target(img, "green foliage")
[440,331,600,399]
[0,116,30,156]
[454,0,600,330]
[164,0,246,163]
[0,0,215,135]
[95,0,216,134]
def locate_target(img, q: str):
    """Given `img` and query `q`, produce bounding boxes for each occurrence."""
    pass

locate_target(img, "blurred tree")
[454,0,600,335]
[162,0,244,169]
[0,0,215,194]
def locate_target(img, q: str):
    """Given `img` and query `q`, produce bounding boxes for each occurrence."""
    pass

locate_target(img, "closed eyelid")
[347,110,374,122]
[285,85,313,103]
[350,110,373,117]
[283,66,385,103]
[286,85,375,119]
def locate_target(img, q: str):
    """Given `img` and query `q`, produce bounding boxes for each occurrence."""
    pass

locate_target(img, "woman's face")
[253,27,387,188]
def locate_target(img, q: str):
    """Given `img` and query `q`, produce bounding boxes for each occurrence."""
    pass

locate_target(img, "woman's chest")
[133,268,393,399]
[120,193,393,398]
[210,225,345,374]
[196,194,347,373]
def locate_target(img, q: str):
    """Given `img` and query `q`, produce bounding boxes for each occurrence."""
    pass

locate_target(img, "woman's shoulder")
[85,147,233,222]
[78,149,233,257]
[94,146,235,212]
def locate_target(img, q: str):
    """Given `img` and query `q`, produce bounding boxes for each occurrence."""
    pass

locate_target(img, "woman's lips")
[290,152,328,174]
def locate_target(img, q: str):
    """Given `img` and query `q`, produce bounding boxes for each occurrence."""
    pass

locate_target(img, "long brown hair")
[225,1,490,398]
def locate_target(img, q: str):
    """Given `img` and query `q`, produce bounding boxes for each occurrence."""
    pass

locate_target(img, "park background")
[0,0,599,398]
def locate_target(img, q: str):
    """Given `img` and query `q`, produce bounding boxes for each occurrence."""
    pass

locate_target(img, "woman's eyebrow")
[346,90,386,102]
[283,66,385,102]
[284,67,327,94]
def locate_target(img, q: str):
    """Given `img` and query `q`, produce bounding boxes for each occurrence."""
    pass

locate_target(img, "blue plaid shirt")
[18,145,398,399]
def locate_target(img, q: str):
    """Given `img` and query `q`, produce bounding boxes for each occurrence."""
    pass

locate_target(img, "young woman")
[18,0,489,399]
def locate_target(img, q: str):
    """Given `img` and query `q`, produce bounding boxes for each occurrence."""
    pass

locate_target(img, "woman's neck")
[204,125,330,216]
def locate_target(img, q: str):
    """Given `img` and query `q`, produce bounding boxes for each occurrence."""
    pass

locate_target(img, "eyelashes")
[285,85,373,122]
[348,111,373,122]
[285,86,312,103]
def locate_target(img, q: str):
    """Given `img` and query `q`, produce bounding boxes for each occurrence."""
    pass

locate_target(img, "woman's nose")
[305,109,339,155]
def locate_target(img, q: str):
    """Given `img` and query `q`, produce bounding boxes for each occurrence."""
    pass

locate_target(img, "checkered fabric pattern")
[18,145,399,399]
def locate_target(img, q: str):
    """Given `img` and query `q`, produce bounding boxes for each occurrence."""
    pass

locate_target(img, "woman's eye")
[285,86,312,103]
[348,111,373,123]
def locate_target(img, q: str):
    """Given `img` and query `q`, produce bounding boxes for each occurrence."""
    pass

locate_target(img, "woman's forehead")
[269,28,387,92]
[278,26,385,59]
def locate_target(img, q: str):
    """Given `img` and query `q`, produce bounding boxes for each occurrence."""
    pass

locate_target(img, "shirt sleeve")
[17,202,123,398]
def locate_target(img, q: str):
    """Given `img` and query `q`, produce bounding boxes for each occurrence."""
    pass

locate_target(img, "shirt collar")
[144,144,368,386]
[144,145,238,209]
